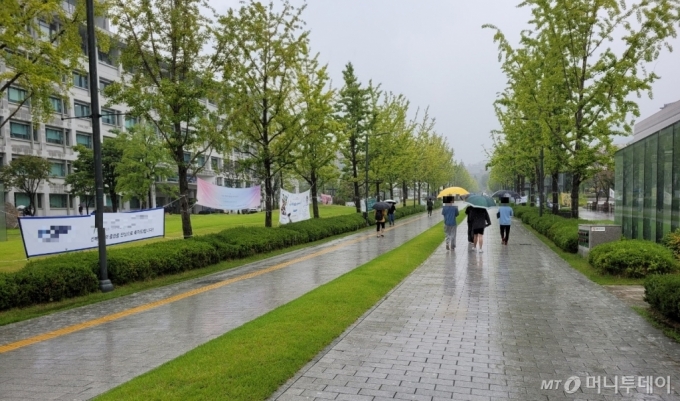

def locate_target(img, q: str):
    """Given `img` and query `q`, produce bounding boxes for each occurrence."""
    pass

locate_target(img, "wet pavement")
[273,219,680,401]
[0,211,443,401]
[578,208,615,222]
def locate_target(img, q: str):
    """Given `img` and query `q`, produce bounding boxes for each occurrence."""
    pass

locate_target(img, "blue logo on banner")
[38,226,72,243]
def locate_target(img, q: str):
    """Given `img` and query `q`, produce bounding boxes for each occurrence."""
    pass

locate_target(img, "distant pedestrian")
[469,207,491,253]
[387,203,396,226]
[427,198,433,217]
[441,197,459,251]
[375,208,386,237]
[497,197,514,245]
[78,203,83,215]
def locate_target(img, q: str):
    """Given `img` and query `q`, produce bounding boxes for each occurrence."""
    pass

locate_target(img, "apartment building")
[0,15,257,216]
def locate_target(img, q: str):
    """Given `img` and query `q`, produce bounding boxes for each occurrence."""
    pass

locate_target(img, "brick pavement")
[0,211,442,401]
[272,219,680,401]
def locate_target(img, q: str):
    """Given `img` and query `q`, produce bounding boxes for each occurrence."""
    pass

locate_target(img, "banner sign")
[319,194,333,205]
[196,178,261,210]
[18,208,165,257]
[279,189,311,225]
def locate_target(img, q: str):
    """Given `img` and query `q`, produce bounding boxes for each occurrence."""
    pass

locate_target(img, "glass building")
[615,100,680,242]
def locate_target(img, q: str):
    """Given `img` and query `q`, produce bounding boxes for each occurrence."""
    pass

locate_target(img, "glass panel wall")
[659,127,673,241]
[674,122,680,232]
[643,134,657,241]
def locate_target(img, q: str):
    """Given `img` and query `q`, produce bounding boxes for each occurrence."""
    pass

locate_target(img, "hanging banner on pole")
[18,208,165,257]
[196,178,261,210]
[279,189,311,225]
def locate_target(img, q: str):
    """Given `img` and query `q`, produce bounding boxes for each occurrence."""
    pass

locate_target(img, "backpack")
[375,209,384,221]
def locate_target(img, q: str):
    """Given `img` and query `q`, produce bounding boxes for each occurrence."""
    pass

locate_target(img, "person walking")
[497,197,514,245]
[441,197,459,251]
[465,205,475,249]
[375,208,386,237]
[78,203,83,215]
[469,206,491,253]
[426,198,433,217]
[387,202,396,226]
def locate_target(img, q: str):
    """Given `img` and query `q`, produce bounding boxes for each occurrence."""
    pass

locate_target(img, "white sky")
[209,0,680,166]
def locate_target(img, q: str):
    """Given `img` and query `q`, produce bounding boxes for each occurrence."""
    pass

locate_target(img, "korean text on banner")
[196,178,261,210]
[18,208,165,257]
[279,189,311,225]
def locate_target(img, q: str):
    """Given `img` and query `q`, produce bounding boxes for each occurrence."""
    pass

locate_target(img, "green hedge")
[588,240,677,278]
[0,205,426,311]
[513,206,579,253]
[645,274,680,321]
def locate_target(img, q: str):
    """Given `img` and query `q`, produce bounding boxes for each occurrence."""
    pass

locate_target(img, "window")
[76,132,92,148]
[15,193,42,208]
[50,162,66,177]
[101,109,119,126]
[73,71,88,89]
[125,116,138,129]
[49,194,68,208]
[99,78,112,93]
[216,177,222,186]
[98,49,112,65]
[196,155,205,167]
[10,121,30,140]
[45,127,64,145]
[49,97,64,114]
[184,152,191,164]
[211,157,220,171]
[38,20,58,40]
[8,87,28,104]
[74,102,91,118]
[129,197,141,209]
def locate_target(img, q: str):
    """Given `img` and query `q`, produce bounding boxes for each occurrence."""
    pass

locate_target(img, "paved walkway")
[0,211,443,401]
[273,220,680,401]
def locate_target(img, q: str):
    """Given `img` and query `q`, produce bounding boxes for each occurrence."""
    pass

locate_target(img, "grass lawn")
[95,219,453,401]
[0,205,356,274]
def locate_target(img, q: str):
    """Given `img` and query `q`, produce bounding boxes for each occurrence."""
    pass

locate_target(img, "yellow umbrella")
[437,186,469,198]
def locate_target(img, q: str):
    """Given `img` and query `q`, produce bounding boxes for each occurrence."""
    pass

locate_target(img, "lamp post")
[86,0,113,292]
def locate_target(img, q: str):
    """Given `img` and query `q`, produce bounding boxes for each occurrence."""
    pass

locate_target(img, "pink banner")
[320,194,333,205]
[196,178,261,210]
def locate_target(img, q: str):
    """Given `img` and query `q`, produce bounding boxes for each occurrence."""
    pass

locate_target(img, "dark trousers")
[467,224,474,243]
[500,225,511,242]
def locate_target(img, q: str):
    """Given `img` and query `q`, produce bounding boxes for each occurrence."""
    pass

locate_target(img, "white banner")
[18,208,165,257]
[279,189,311,225]
[196,178,261,210]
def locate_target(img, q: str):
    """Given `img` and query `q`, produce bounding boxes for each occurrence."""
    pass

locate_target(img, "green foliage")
[0,155,52,216]
[514,206,579,253]
[65,141,123,211]
[645,275,680,321]
[589,240,677,279]
[662,228,680,259]
[0,208,426,310]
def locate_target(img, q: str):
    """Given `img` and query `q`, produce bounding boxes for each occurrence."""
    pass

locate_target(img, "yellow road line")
[0,217,420,354]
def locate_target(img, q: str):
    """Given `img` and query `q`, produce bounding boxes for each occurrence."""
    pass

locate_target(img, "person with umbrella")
[497,196,513,245]
[441,196,459,250]
[373,201,389,237]
[385,200,397,226]
[466,195,494,253]
[426,198,434,217]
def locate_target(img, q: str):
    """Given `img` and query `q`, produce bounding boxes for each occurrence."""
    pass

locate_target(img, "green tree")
[216,0,308,227]
[65,141,123,212]
[115,125,178,209]
[291,52,340,218]
[107,0,226,237]
[335,62,371,213]
[486,0,680,218]
[0,0,107,129]
[0,155,51,216]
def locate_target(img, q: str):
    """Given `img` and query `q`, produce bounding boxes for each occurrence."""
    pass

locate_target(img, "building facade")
[1,14,256,216]
[615,100,680,242]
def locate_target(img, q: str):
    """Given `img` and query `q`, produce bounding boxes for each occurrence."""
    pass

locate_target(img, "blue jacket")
[497,206,513,225]
[441,205,459,226]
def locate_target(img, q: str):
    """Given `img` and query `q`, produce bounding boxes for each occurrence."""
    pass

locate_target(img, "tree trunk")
[417,182,422,204]
[570,172,581,219]
[351,137,360,213]
[148,187,153,210]
[311,170,319,218]
[375,182,380,201]
[552,172,559,214]
[402,181,407,205]
[264,160,273,227]
[177,163,193,238]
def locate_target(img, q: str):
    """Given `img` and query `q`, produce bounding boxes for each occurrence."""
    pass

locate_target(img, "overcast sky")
[210,1,680,167]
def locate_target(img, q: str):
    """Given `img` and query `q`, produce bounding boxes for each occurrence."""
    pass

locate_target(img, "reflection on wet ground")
[274,220,680,401]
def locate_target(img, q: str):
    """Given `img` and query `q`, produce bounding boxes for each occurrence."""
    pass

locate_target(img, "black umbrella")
[372,201,391,210]
[491,190,521,199]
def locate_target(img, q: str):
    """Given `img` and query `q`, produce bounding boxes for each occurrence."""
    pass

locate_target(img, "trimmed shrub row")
[513,206,580,253]
[0,205,425,311]
[589,240,677,278]
[645,274,680,321]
